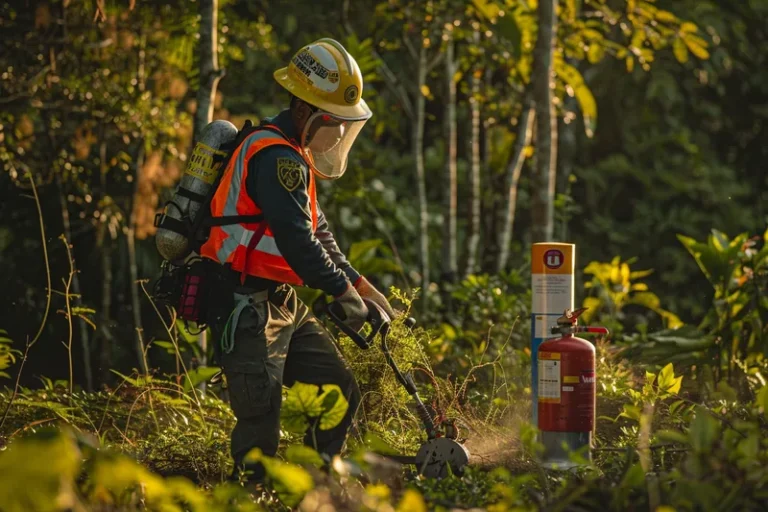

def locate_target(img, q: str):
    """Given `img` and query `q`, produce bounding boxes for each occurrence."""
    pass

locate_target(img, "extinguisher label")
[538,352,561,403]
[185,143,228,185]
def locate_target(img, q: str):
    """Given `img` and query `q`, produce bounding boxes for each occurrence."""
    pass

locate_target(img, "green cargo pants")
[213,284,361,478]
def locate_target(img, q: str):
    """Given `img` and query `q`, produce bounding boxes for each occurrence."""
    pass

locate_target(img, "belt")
[233,283,290,306]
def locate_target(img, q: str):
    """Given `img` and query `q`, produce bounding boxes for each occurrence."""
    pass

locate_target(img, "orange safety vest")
[200,125,318,285]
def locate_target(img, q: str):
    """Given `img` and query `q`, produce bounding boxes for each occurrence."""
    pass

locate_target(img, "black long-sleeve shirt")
[243,110,360,297]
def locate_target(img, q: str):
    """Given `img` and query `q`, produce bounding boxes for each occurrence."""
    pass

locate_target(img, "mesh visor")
[302,112,367,179]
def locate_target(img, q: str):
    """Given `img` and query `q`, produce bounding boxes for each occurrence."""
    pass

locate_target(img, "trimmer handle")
[321,297,417,349]
[324,298,389,350]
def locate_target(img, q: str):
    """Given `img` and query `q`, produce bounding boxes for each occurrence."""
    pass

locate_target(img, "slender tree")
[442,23,458,284]
[530,0,558,243]
[497,92,535,272]
[464,27,482,276]
[192,0,224,388]
[127,33,148,374]
[193,0,225,142]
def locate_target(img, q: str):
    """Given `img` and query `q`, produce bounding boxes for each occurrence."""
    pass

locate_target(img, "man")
[199,38,396,481]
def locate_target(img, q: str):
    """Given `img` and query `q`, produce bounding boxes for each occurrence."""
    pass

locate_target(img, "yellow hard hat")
[273,38,372,121]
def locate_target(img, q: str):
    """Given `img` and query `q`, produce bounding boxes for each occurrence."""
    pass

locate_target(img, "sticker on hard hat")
[291,48,340,93]
[543,249,564,269]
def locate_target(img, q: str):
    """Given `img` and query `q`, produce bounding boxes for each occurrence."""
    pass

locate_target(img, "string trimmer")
[317,297,470,479]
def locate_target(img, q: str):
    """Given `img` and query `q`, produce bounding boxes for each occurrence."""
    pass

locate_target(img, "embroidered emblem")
[277,157,304,192]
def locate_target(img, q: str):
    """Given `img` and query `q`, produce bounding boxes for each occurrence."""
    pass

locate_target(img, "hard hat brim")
[274,67,372,121]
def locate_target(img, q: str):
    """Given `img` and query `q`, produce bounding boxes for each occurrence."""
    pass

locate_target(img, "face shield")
[301,109,369,180]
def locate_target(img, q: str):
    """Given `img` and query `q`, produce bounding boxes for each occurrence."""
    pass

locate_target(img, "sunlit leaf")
[673,38,689,63]
[396,489,426,512]
[683,34,710,60]
[554,58,597,137]
[285,445,324,468]
[587,44,605,64]
[281,382,323,433]
[319,384,349,430]
[182,366,221,392]
[654,10,678,23]
[757,385,768,419]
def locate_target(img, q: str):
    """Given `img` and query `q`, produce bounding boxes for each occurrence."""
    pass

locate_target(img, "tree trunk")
[530,0,558,243]
[464,31,482,277]
[414,43,430,307]
[194,0,224,143]
[441,32,458,284]
[127,142,149,374]
[481,67,497,273]
[497,93,535,272]
[193,0,223,392]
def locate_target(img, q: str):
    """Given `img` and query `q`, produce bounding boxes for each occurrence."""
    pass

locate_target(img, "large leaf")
[318,384,350,430]
[281,382,325,433]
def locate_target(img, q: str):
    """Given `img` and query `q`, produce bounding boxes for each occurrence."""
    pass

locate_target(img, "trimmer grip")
[326,301,374,349]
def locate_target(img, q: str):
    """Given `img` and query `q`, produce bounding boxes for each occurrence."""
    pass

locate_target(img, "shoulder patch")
[277,157,305,192]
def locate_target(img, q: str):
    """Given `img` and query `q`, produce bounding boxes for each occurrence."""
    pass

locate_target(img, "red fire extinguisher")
[537,307,609,468]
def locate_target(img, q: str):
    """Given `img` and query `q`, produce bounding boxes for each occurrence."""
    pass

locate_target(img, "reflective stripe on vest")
[200,127,318,285]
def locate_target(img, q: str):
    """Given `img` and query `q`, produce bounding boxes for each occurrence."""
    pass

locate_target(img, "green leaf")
[620,463,645,489]
[285,445,325,468]
[756,386,768,419]
[620,404,642,422]
[281,382,324,433]
[318,384,349,430]
[347,239,383,265]
[182,366,221,392]
[656,429,688,444]
[245,448,314,507]
[689,406,720,453]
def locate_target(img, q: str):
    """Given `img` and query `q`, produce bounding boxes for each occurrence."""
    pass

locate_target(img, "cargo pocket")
[226,360,272,419]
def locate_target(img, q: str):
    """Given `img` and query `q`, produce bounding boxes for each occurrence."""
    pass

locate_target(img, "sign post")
[531,243,575,425]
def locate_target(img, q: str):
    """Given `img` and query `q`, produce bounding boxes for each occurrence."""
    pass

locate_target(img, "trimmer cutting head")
[414,437,470,479]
